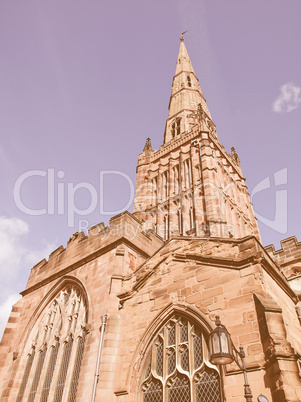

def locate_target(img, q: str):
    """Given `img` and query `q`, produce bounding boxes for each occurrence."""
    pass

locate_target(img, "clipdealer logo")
[13,169,135,227]
[251,168,288,234]
[13,167,289,235]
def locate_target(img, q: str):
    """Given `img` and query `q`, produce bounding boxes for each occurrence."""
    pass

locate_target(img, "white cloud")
[0,216,55,276]
[0,216,56,340]
[0,217,29,272]
[272,82,301,112]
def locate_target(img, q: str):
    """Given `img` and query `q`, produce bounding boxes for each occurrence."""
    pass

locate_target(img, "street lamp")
[208,315,253,402]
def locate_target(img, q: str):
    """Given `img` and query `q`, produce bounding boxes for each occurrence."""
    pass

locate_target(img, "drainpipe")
[91,314,108,402]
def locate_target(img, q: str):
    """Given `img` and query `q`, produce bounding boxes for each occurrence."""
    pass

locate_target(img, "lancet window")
[141,315,222,402]
[171,118,181,138]
[16,285,87,402]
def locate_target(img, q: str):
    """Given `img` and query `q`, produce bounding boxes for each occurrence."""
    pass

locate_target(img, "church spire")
[175,32,196,76]
[164,35,212,143]
[134,37,261,243]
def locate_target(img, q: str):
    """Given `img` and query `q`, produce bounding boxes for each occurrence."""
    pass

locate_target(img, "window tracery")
[141,315,221,402]
[171,118,181,138]
[16,284,87,402]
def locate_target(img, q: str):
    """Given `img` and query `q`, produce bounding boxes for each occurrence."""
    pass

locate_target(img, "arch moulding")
[124,302,215,399]
[16,275,91,355]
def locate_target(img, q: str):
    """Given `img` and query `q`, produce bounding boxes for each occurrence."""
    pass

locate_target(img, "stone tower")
[133,37,260,242]
[1,37,301,402]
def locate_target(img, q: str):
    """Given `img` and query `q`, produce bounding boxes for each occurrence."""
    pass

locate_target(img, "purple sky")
[0,1,300,336]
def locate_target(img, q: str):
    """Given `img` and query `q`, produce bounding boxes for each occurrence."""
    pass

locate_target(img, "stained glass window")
[16,284,87,401]
[141,315,221,402]
[68,332,87,402]
[168,375,190,402]
[54,338,74,402]
[195,367,221,402]
[16,348,35,402]
[156,337,164,377]
[142,378,163,402]
[41,341,60,402]
[28,346,47,402]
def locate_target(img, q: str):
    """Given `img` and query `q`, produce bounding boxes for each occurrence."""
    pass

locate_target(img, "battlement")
[265,236,301,282]
[23,211,164,295]
[137,125,200,166]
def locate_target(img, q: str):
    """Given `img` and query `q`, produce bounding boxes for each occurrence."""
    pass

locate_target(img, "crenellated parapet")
[23,211,164,295]
[265,236,301,294]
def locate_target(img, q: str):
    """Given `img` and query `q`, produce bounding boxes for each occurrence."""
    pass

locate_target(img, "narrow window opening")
[68,332,87,402]
[176,119,181,136]
[16,348,35,402]
[28,346,47,402]
[41,341,60,402]
[171,123,176,138]
[141,316,222,402]
[54,338,74,402]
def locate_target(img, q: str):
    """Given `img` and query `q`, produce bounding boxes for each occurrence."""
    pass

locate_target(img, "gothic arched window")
[16,284,87,402]
[171,118,181,138]
[141,315,222,402]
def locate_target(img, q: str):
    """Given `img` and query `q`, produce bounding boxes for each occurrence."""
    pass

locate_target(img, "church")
[1,36,301,402]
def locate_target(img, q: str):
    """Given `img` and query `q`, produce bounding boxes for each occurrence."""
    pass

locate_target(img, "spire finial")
[180,30,188,41]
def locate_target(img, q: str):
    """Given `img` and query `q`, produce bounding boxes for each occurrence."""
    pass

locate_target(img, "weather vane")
[180,30,188,41]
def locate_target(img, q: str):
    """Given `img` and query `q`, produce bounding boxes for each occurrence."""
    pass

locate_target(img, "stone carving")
[197,103,216,137]
[231,147,240,166]
[197,104,207,132]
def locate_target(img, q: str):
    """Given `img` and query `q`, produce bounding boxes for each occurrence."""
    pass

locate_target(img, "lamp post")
[208,315,253,402]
